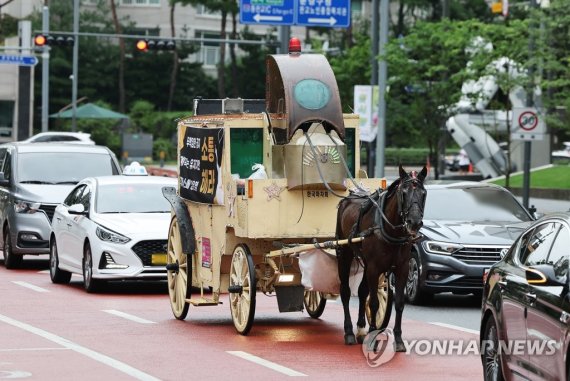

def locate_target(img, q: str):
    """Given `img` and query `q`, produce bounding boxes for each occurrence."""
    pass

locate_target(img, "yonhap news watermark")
[362,328,558,367]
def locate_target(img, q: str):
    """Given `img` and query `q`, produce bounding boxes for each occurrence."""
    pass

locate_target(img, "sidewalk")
[518,197,570,215]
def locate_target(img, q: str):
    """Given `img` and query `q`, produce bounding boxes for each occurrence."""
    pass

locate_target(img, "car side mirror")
[68,204,87,215]
[0,172,9,187]
[526,264,567,287]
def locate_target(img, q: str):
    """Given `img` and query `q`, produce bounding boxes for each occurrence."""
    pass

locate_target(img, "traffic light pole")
[41,5,49,132]
[71,0,79,132]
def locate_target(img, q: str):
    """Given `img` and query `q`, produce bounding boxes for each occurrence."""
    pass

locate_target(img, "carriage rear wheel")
[304,291,327,319]
[365,273,393,329]
[167,218,192,320]
[229,244,256,335]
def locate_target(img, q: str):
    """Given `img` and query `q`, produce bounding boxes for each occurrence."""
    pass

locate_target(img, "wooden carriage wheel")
[303,291,327,319]
[365,273,393,329]
[229,244,256,335]
[167,218,192,320]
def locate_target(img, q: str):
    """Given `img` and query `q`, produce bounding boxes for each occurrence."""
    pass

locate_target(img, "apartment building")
[0,0,369,140]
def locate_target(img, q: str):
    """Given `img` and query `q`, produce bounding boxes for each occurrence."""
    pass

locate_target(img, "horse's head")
[396,165,428,236]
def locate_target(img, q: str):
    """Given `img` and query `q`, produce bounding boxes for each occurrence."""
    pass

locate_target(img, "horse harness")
[349,176,425,246]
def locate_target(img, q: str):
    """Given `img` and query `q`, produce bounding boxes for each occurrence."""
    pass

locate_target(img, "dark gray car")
[405,181,535,304]
[0,143,121,268]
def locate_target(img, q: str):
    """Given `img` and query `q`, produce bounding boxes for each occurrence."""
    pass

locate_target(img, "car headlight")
[14,200,41,214]
[95,226,130,244]
[422,241,463,255]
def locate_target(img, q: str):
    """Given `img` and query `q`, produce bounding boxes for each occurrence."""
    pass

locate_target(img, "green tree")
[385,18,538,180]
[539,1,570,146]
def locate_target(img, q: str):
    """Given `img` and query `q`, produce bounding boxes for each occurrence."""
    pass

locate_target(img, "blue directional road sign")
[0,54,38,67]
[296,0,351,27]
[240,0,295,26]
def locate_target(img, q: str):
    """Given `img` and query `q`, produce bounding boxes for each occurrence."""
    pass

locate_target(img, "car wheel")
[3,227,23,269]
[49,239,71,284]
[482,316,505,381]
[405,250,432,305]
[82,243,102,293]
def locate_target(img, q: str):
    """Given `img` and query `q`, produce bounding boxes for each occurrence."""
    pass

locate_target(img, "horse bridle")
[396,176,427,231]
[369,175,426,245]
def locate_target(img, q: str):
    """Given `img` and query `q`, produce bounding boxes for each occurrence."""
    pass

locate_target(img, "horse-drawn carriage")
[163,40,399,337]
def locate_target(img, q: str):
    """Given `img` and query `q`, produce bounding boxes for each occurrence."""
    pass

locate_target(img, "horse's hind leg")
[337,248,356,345]
[393,265,408,352]
[356,268,368,344]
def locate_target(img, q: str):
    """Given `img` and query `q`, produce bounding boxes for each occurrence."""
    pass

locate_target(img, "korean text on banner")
[179,126,225,204]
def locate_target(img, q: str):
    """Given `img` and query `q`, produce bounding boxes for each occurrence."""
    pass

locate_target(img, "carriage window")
[230,128,263,179]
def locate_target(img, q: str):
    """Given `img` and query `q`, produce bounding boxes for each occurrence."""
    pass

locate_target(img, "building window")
[196,4,221,17]
[195,31,221,67]
[120,0,160,6]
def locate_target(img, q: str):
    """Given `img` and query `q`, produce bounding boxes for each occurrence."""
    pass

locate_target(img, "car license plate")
[151,253,167,266]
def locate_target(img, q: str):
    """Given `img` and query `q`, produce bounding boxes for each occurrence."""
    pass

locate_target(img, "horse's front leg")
[356,266,368,344]
[338,249,356,345]
[393,263,409,352]
[366,269,380,333]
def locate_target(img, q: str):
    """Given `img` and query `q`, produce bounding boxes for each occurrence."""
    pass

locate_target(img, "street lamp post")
[374,0,389,178]
[71,0,79,132]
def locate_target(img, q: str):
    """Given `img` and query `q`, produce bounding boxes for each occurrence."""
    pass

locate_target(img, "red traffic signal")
[34,34,47,47]
[135,39,175,52]
[34,34,74,47]
[136,39,148,51]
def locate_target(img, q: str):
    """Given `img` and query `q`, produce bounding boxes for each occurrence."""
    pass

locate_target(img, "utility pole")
[71,0,79,132]
[17,20,33,140]
[41,4,49,132]
[369,0,379,176]
[279,26,290,54]
[522,0,537,209]
[374,0,388,178]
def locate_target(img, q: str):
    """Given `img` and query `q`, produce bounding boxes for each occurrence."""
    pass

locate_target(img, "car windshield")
[17,152,116,184]
[424,187,532,222]
[96,183,172,214]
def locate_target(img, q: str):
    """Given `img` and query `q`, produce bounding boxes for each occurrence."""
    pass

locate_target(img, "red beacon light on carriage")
[288,37,302,54]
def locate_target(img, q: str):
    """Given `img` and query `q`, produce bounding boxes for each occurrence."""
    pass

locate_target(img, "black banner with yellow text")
[179,126,224,204]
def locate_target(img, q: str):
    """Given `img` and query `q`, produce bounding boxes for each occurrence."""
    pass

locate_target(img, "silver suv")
[0,143,121,268]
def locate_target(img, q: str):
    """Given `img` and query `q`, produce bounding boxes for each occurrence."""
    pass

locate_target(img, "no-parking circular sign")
[518,110,538,131]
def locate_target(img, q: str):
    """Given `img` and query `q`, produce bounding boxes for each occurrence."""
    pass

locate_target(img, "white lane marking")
[0,347,69,352]
[227,351,307,377]
[11,282,49,293]
[0,370,32,378]
[102,310,156,324]
[0,314,160,381]
[429,322,479,335]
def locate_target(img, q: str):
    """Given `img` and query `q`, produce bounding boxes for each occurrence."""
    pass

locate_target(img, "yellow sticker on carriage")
[151,253,167,266]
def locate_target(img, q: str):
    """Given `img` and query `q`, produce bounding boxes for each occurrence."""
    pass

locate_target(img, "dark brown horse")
[335,165,427,350]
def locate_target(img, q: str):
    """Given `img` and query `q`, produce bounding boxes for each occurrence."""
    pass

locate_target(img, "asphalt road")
[1,255,483,380]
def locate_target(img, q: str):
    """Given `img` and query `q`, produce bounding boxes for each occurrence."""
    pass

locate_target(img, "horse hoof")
[344,334,357,345]
[356,335,365,344]
[394,342,406,352]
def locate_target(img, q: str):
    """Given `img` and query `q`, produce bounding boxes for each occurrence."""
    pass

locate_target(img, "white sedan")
[49,172,177,292]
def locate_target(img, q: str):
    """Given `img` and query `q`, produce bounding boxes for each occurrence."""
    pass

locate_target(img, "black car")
[480,212,570,381]
[405,181,535,304]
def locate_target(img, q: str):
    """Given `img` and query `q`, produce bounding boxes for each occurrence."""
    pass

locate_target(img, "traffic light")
[135,39,176,52]
[34,34,74,48]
